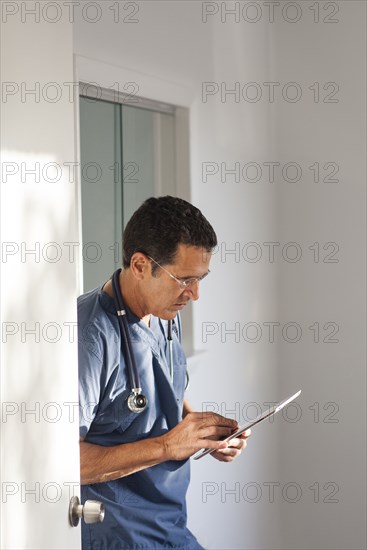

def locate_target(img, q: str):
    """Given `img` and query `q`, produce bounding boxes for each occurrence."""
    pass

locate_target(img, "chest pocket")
[87,388,139,445]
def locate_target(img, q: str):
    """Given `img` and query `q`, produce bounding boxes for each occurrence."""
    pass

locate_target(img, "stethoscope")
[111,269,189,414]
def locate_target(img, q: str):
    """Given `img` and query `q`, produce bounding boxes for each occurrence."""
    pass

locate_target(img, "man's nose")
[183,281,200,301]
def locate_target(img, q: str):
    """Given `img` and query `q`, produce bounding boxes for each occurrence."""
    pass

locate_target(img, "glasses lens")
[149,256,210,289]
[181,271,210,288]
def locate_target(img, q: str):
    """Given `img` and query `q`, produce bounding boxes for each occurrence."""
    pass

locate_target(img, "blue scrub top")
[78,285,203,550]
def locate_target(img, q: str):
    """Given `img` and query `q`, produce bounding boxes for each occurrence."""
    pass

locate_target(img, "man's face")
[141,244,211,320]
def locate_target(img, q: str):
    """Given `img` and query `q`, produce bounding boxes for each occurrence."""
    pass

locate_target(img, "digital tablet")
[193,389,301,460]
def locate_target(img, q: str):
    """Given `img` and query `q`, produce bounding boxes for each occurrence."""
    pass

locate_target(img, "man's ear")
[129,252,151,280]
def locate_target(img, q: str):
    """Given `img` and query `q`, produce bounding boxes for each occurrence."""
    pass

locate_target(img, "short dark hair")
[122,196,217,271]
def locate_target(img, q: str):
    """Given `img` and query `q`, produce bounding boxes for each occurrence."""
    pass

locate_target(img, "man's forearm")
[81,401,193,485]
[80,436,168,485]
[80,411,239,484]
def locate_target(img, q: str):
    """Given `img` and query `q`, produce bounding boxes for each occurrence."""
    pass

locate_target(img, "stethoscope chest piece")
[127,390,147,413]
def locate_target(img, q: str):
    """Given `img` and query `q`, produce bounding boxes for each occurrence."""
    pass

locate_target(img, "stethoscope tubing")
[111,268,189,404]
[112,269,141,393]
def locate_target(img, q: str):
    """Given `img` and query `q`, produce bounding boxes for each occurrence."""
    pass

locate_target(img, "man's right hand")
[161,412,238,461]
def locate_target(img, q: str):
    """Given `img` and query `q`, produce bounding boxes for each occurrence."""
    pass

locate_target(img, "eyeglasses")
[147,256,210,290]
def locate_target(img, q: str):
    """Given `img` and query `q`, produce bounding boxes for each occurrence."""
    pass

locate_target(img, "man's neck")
[102,270,151,327]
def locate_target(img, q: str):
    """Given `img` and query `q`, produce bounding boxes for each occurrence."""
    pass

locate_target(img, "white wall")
[187,17,282,550]
[73,2,366,549]
[273,4,366,549]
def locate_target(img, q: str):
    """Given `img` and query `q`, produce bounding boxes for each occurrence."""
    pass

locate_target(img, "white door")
[1,12,82,550]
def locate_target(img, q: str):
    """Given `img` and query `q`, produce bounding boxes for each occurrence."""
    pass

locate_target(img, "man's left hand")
[210,429,251,462]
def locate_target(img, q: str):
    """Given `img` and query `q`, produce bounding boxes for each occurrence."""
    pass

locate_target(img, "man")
[78,196,250,549]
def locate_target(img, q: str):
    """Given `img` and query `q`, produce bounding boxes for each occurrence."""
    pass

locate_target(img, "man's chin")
[158,306,186,320]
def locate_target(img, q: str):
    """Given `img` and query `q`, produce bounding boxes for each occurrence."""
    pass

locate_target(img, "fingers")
[193,415,252,453]
[164,411,249,462]
[199,425,237,440]
[212,447,242,462]
[201,435,247,454]
[239,428,252,439]
[196,412,238,429]
[188,412,238,445]
[215,437,247,455]
[211,435,251,462]
[227,437,247,450]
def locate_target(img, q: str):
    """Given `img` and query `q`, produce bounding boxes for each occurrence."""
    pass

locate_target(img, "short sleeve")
[78,336,103,439]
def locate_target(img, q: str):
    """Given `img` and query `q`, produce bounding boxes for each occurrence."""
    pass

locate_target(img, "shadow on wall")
[1,151,80,547]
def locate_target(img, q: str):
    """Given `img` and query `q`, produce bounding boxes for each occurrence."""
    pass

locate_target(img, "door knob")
[69,496,105,527]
